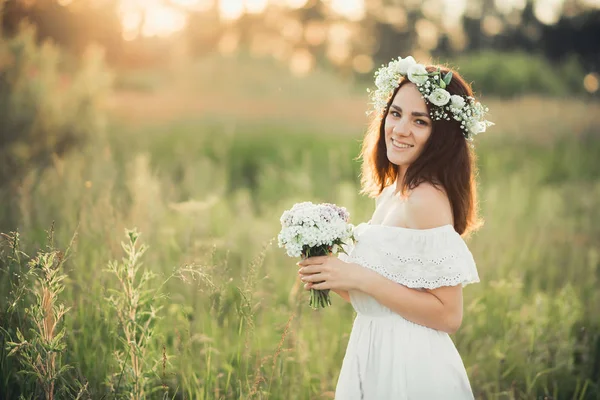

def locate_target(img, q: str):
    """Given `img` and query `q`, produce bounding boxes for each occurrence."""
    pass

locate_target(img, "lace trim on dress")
[347,254,478,289]
[339,223,480,289]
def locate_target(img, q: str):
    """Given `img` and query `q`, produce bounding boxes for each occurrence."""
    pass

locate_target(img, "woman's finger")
[301,273,327,283]
[311,281,329,290]
[298,265,321,274]
[297,256,327,267]
[304,283,312,291]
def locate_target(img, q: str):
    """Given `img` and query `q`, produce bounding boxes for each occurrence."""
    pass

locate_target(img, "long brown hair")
[359,65,483,236]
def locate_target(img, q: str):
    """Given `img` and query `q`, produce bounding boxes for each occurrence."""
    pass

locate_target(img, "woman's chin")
[387,152,409,166]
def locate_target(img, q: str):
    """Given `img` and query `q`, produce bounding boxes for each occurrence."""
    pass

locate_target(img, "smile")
[391,138,414,150]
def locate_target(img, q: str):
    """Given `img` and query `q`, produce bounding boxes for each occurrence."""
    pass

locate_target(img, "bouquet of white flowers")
[278,202,355,309]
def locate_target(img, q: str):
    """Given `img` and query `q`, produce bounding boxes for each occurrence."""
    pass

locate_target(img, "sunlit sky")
[116,0,600,39]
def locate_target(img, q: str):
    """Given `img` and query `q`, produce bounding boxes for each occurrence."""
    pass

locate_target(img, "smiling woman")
[297,56,493,398]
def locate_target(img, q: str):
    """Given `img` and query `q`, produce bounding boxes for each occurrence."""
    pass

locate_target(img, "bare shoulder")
[405,182,453,229]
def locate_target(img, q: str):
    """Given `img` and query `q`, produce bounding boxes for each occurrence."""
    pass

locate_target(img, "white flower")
[450,95,465,109]
[396,56,416,75]
[467,120,487,136]
[427,88,451,107]
[407,64,428,85]
[375,70,389,89]
[278,202,354,258]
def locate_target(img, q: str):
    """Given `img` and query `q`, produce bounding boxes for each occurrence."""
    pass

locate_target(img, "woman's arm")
[331,288,350,302]
[358,275,463,333]
[302,261,463,332]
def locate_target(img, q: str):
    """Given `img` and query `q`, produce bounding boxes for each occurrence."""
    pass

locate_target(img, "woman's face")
[384,82,433,169]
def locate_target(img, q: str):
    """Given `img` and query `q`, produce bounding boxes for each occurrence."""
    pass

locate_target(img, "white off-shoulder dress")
[335,222,479,400]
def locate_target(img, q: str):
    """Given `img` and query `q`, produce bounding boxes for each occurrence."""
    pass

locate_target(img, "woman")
[297,56,492,399]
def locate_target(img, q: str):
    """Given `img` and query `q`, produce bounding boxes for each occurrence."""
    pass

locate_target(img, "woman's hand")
[297,255,370,292]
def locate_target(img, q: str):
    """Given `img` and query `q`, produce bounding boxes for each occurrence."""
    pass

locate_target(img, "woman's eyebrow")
[390,104,430,118]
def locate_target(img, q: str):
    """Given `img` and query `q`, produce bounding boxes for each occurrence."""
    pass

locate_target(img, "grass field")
[1,55,600,399]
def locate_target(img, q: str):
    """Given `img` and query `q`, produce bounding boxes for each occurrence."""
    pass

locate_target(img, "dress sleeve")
[344,225,480,290]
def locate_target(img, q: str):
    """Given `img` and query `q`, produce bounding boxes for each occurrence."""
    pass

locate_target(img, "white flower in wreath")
[427,88,451,107]
[375,69,391,89]
[407,64,429,85]
[450,95,466,109]
[397,56,417,74]
[467,120,487,135]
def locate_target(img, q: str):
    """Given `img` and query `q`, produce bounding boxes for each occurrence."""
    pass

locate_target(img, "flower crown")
[367,56,494,140]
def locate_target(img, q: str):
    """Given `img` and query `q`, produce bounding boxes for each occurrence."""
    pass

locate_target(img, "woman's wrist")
[353,263,379,293]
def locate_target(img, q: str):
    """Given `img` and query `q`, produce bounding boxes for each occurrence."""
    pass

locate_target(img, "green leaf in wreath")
[443,71,453,86]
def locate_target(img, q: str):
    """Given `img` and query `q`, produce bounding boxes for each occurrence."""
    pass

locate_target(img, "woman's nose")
[392,118,410,136]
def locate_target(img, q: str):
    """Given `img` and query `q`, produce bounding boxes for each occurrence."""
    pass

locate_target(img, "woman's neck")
[393,165,408,196]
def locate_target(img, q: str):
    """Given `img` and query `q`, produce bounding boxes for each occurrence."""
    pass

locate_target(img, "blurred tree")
[0,21,111,205]
[2,0,124,64]
[1,0,597,90]
[458,0,599,71]
[184,2,221,58]
[369,4,419,66]
[541,9,600,72]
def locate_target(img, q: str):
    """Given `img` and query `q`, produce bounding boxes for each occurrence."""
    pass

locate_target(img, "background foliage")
[0,22,111,226]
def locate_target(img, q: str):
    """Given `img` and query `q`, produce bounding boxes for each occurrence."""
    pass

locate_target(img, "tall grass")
[1,84,599,398]
[104,228,164,399]
[1,228,88,399]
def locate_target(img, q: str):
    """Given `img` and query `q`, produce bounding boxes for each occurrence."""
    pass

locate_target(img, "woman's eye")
[390,111,400,118]
[416,119,428,126]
